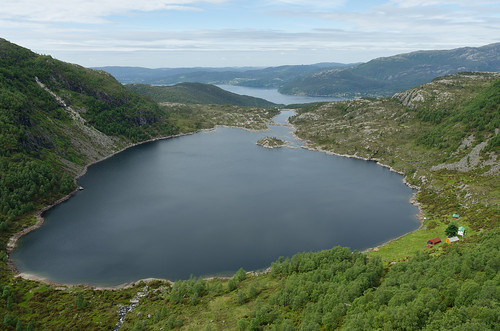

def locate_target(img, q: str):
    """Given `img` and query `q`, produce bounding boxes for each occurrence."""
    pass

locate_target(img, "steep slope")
[127,82,278,107]
[280,43,500,97]
[0,38,178,229]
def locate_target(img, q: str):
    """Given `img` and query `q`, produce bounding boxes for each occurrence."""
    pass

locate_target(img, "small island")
[256,136,287,148]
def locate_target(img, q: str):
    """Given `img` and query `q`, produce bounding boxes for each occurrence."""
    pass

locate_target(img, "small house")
[427,237,441,245]
[452,214,460,219]
[446,236,459,243]
[458,226,466,236]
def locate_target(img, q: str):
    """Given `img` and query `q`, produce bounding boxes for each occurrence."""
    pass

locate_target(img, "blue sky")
[1,0,499,68]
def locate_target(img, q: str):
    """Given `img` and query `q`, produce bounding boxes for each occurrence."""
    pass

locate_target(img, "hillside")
[279,43,500,97]
[0,38,181,227]
[127,82,278,107]
[290,72,499,232]
[95,63,352,88]
[0,39,279,228]
[0,39,498,330]
[0,39,279,330]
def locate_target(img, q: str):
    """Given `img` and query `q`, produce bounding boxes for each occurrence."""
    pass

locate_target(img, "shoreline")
[6,131,197,289]
[7,110,425,290]
[284,112,425,252]
[5,123,272,289]
[298,143,425,252]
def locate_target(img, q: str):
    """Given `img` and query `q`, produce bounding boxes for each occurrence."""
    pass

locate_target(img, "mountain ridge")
[93,62,354,87]
[126,82,278,107]
[280,43,500,97]
[94,43,500,98]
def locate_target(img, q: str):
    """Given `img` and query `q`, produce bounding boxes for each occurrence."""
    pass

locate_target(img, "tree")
[237,318,248,331]
[75,293,87,310]
[445,224,458,237]
[234,267,247,282]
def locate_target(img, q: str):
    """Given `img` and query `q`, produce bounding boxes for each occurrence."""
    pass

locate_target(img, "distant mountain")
[127,82,278,107]
[92,66,260,84]
[94,63,353,88]
[279,43,500,97]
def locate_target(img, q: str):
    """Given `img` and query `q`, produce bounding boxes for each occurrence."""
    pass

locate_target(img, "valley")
[0,38,498,330]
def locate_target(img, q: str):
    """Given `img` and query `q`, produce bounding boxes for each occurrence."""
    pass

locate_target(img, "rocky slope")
[290,71,499,231]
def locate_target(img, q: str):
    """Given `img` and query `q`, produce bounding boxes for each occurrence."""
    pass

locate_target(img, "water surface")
[12,111,419,286]
[216,85,344,104]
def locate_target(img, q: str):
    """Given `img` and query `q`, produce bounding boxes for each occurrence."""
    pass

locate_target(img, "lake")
[216,85,344,104]
[11,111,419,286]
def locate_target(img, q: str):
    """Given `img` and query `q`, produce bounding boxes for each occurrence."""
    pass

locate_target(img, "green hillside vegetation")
[160,102,279,132]
[0,38,498,330]
[280,43,500,97]
[115,233,500,330]
[127,82,278,107]
[0,39,281,329]
[0,38,179,231]
[417,78,500,152]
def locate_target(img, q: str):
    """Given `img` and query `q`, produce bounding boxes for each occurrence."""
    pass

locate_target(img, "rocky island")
[256,136,287,148]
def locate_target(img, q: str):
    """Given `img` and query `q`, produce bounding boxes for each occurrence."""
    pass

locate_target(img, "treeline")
[123,235,500,330]
[343,234,500,329]
[0,157,73,224]
[28,55,178,143]
[137,247,384,330]
[254,247,383,330]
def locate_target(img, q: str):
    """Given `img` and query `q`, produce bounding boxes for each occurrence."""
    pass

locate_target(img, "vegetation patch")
[256,136,287,148]
[127,82,278,108]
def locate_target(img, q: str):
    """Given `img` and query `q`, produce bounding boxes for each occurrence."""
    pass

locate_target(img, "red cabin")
[427,237,441,245]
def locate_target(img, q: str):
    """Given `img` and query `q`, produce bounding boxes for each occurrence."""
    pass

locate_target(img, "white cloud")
[0,0,228,24]
[269,0,346,7]
[390,0,500,7]
[275,0,500,40]
[2,0,499,67]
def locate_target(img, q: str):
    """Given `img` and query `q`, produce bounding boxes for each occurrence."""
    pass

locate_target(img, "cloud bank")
[1,0,499,67]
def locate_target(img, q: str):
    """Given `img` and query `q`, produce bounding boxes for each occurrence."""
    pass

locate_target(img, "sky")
[1,0,499,68]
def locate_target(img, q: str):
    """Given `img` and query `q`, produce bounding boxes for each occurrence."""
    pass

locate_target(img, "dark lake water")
[12,111,419,286]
